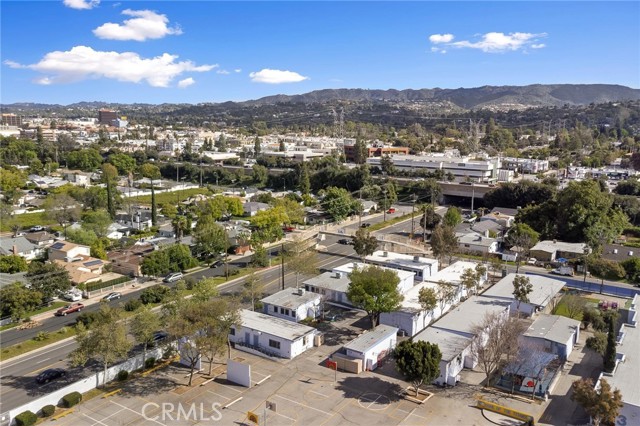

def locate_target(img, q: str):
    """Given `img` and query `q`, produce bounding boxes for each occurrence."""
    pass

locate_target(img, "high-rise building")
[98,109,118,126]
[1,113,22,126]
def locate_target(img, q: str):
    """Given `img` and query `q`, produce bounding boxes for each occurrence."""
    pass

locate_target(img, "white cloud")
[4,45,216,87]
[216,69,230,75]
[234,69,242,73]
[429,33,454,44]
[249,68,308,84]
[177,77,195,88]
[430,47,447,54]
[93,9,182,41]
[531,43,546,49]
[63,0,100,10]
[447,32,547,53]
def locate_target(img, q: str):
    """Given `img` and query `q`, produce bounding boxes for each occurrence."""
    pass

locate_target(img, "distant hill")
[2,84,638,113]
[245,84,640,109]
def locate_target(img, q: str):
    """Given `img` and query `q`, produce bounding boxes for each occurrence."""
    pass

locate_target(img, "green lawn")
[130,188,212,205]
[368,212,414,232]
[552,294,600,321]
[1,211,56,232]
[0,302,68,331]
[0,327,77,361]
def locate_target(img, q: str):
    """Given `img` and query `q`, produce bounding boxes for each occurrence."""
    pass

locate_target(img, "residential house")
[48,241,90,262]
[23,231,55,247]
[481,273,566,317]
[380,281,445,337]
[0,236,42,260]
[457,232,499,255]
[341,325,398,371]
[64,171,91,186]
[479,211,515,228]
[243,202,270,217]
[107,244,155,277]
[303,271,352,306]
[229,309,316,359]
[115,210,154,231]
[529,240,589,262]
[520,314,581,360]
[361,200,378,215]
[332,262,415,294]
[601,244,639,264]
[53,257,108,285]
[365,250,439,282]
[261,288,322,323]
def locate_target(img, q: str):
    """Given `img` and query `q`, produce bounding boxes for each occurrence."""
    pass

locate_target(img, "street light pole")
[410,193,416,240]
[281,243,285,290]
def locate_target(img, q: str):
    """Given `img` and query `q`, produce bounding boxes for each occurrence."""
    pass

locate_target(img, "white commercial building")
[482,273,566,317]
[425,261,487,298]
[520,314,581,360]
[261,288,322,323]
[380,281,447,337]
[303,271,352,306]
[413,327,473,386]
[599,295,639,426]
[365,250,438,282]
[332,262,415,294]
[342,325,398,371]
[230,310,316,359]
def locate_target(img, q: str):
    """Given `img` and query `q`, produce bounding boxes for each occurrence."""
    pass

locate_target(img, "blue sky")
[1,1,639,104]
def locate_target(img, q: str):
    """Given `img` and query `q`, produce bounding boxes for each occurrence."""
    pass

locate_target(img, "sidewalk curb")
[0,336,77,367]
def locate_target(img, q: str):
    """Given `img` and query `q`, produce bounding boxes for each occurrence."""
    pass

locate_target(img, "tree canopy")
[347,265,403,328]
[394,340,442,396]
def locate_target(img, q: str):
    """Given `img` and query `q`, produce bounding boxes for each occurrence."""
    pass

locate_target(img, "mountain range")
[2,84,639,112]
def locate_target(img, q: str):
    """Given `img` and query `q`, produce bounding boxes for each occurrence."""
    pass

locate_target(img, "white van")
[163,272,184,283]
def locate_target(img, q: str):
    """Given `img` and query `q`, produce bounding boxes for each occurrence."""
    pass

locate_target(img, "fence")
[5,346,165,425]
[84,277,133,297]
[525,273,640,299]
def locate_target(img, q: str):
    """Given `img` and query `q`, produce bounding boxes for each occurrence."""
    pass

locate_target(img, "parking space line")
[109,400,166,426]
[215,382,242,393]
[82,412,108,426]
[206,390,231,400]
[309,390,327,397]
[405,407,429,421]
[273,394,332,416]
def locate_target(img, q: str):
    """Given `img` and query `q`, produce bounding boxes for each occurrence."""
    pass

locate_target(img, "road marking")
[82,412,109,426]
[273,394,332,416]
[206,390,231,400]
[35,357,51,364]
[109,400,166,425]
[2,339,76,367]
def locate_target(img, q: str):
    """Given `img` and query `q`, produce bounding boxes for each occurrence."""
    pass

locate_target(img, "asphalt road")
[0,237,359,413]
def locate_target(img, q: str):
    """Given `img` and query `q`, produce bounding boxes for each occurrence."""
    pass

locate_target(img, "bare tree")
[470,312,526,387]
[242,269,265,311]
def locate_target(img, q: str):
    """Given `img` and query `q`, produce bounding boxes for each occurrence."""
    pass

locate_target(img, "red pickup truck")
[55,303,85,316]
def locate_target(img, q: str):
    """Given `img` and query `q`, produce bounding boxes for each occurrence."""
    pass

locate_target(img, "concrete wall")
[230,325,314,359]
[7,346,164,425]
[345,333,397,371]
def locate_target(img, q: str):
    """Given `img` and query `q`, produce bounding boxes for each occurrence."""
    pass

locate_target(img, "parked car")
[210,260,223,268]
[29,225,45,232]
[163,272,184,283]
[337,239,351,245]
[152,330,169,344]
[55,303,84,316]
[282,226,295,232]
[551,266,574,276]
[387,208,396,214]
[360,223,371,228]
[62,291,82,302]
[36,368,66,384]
[527,258,538,265]
[102,292,122,301]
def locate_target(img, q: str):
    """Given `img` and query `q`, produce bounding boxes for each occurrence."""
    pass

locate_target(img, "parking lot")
[52,308,563,426]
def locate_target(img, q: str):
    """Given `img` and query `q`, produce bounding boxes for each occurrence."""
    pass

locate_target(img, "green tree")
[26,261,71,301]
[586,331,607,356]
[352,228,379,263]
[196,297,240,374]
[353,139,368,165]
[323,186,359,222]
[418,287,437,327]
[603,319,617,373]
[347,265,403,328]
[588,258,625,281]
[442,207,462,227]
[0,282,43,321]
[0,168,26,203]
[430,225,458,265]
[140,163,161,226]
[71,305,132,387]
[166,299,203,386]
[420,204,441,234]
[141,244,197,277]
[101,163,119,219]
[570,378,623,426]
[512,275,533,316]
[460,267,483,296]
[81,209,112,238]
[621,257,640,284]
[252,164,268,186]
[299,163,311,195]
[285,236,318,289]
[129,306,161,370]
[393,340,442,396]
[506,223,539,273]
[90,239,108,260]
[0,255,28,273]
[66,149,103,171]
[192,217,227,259]
[108,153,136,175]
[253,136,261,157]
[242,269,265,311]
[171,215,189,242]
[44,193,81,234]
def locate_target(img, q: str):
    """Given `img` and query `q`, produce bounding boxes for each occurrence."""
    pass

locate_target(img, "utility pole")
[410,193,416,240]
[281,243,285,290]
[470,184,475,214]
[199,163,203,188]
[176,163,180,205]
[383,190,387,222]
[359,189,362,228]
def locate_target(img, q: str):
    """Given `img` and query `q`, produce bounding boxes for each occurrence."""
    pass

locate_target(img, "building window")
[285,309,290,316]
[305,285,309,291]
[273,305,278,313]
[291,310,296,317]
[303,336,308,346]
[280,307,285,314]
[269,339,281,349]
[230,328,235,335]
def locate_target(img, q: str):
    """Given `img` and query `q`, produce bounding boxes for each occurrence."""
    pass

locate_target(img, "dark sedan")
[337,239,351,245]
[36,368,66,384]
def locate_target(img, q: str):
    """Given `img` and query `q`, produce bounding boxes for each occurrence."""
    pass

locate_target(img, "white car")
[62,291,82,302]
[163,272,184,283]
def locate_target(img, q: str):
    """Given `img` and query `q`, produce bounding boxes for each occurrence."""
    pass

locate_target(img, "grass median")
[0,302,68,332]
[368,212,415,232]
[0,326,77,362]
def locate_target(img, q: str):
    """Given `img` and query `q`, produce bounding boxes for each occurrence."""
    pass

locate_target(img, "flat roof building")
[261,288,322,323]
[482,273,566,317]
[365,250,438,282]
[342,324,398,371]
